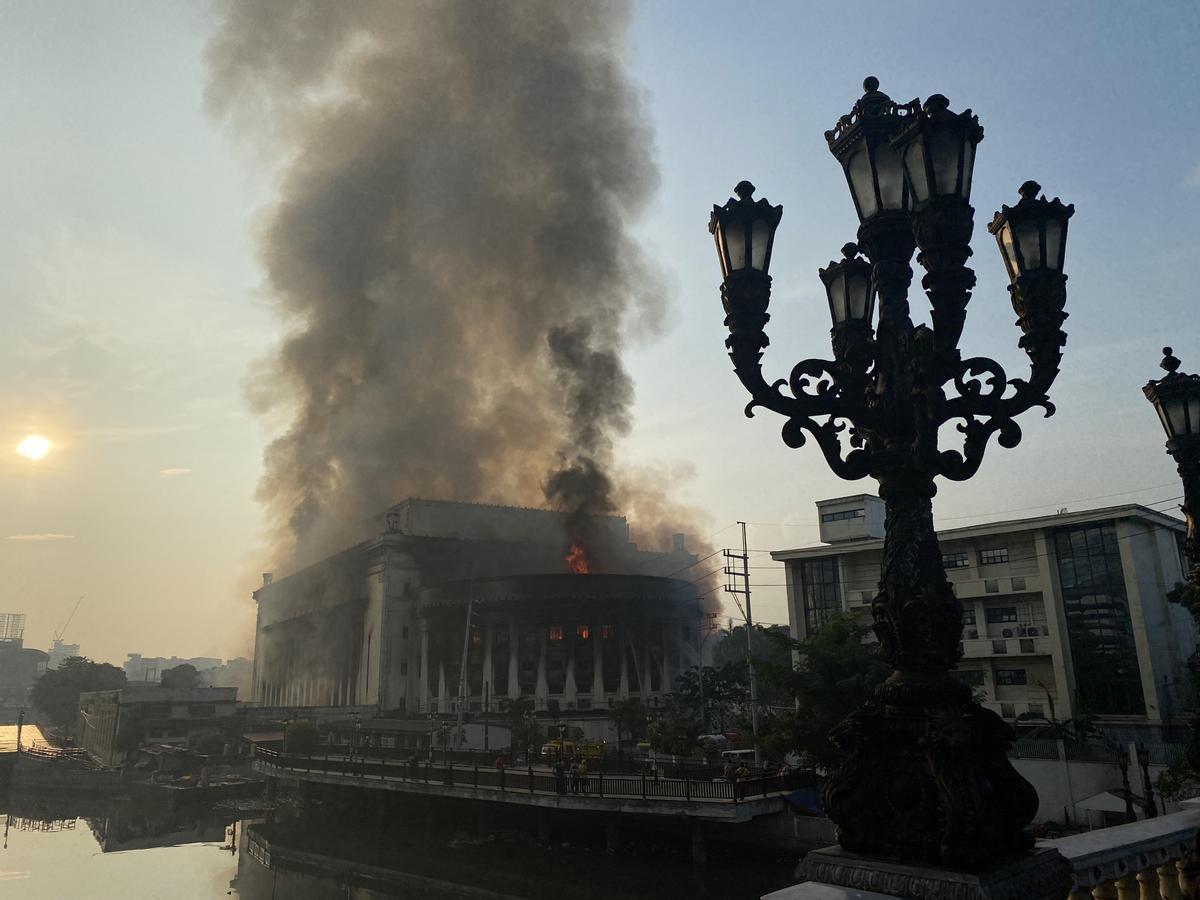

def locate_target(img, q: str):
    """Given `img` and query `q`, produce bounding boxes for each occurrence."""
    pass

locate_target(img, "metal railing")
[254,746,810,803]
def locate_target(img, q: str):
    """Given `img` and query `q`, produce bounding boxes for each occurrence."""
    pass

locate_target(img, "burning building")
[251,499,701,716]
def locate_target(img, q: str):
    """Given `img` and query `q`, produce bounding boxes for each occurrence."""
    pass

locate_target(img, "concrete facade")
[251,499,701,717]
[77,685,239,766]
[773,501,1197,730]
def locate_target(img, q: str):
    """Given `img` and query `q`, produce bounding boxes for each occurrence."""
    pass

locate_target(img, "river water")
[1,792,795,899]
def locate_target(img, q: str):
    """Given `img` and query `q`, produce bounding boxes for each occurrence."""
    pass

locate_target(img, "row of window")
[942,547,1010,569]
[952,667,1027,686]
[820,508,865,523]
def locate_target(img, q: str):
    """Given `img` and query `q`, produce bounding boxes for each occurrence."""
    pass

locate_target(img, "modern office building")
[772,495,1197,731]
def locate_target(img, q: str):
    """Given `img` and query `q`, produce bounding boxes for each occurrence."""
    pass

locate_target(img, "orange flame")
[566,541,589,574]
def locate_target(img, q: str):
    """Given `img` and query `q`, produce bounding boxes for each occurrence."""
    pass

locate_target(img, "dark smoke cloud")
[205,0,664,569]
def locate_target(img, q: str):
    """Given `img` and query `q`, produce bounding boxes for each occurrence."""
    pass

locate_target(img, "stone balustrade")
[1040,808,1200,899]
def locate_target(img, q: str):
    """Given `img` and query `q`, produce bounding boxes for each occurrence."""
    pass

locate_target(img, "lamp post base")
[822,698,1039,867]
[784,845,1072,900]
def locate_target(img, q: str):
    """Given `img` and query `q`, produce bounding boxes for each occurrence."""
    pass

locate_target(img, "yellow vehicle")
[540,739,576,758]
[577,739,606,759]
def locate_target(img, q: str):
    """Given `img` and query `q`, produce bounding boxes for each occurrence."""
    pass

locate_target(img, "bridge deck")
[255,749,806,823]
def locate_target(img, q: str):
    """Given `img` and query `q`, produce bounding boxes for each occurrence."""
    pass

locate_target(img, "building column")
[618,634,630,699]
[507,619,520,699]
[660,623,672,694]
[437,662,447,714]
[641,628,652,701]
[418,621,430,713]
[564,630,578,704]
[535,630,549,707]
[593,629,605,706]
[482,621,494,708]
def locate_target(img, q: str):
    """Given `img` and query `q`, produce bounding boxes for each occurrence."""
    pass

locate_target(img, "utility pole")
[724,521,760,765]
[454,586,474,751]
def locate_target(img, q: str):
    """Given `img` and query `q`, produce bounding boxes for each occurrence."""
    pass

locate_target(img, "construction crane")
[53,596,83,644]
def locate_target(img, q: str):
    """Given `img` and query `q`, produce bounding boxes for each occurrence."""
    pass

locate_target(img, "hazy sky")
[2,1,1198,665]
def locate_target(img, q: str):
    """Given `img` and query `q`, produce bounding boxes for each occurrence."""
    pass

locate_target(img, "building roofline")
[770,502,1184,560]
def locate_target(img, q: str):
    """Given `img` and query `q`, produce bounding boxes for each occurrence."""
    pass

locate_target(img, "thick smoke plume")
[206,1,664,569]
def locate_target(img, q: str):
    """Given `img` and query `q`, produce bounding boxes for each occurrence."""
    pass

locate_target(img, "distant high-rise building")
[47,639,81,669]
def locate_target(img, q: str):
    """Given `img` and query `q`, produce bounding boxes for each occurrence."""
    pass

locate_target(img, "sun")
[16,434,52,461]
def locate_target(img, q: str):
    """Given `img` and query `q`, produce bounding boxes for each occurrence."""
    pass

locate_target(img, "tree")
[712,623,792,671]
[754,613,889,770]
[160,663,201,690]
[31,656,127,728]
[499,696,541,754]
[672,661,748,732]
[607,697,648,748]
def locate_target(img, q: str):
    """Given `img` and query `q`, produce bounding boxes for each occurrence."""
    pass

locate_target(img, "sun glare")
[16,434,52,461]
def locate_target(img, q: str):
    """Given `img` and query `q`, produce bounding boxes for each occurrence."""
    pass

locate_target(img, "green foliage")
[1155,755,1194,802]
[753,613,889,770]
[284,719,321,755]
[672,661,747,731]
[647,696,702,756]
[31,656,127,728]
[499,696,542,752]
[160,663,201,690]
[607,697,648,745]
[712,624,792,672]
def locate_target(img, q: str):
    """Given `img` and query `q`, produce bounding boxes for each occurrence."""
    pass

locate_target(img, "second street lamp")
[709,77,1075,870]
[1144,347,1200,586]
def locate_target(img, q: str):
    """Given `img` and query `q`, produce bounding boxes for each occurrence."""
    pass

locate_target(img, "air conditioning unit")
[1002,628,1014,638]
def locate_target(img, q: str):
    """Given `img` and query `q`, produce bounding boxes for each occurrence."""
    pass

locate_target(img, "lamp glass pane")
[715,229,730,278]
[998,223,1017,279]
[847,271,870,320]
[903,141,930,203]
[1189,397,1200,436]
[751,219,770,270]
[1156,403,1174,438]
[875,145,906,210]
[726,221,746,271]
[961,139,976,200]
[931,130,962,196]
[1015,220,1042,270]
[826,271,847,324]
[1044,220,1063,272]
[847,150,877,220]
[1168,398,1189,437]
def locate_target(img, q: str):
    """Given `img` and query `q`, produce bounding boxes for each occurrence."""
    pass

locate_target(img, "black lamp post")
[709,77,1074,868]
[1144,347,1200,586]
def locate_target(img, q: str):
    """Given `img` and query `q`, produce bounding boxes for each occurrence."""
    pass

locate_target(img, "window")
[943,552,969,569]
[1019,639,1035,654]
[1000,703,1016,719]
[860,591,874,603]
[548,626,564,641]
[995,669,1027,686]
[991,640,1008,654]
[1053,522,1146,715]
[600,625,614,640]
[799,558,841,631]
[820,508,865,523]
[962,607,977,626]
[1026,702,1044,718]
[980,548,1009,565]
[401,625,409,640]
[984,579,999,593]
[576,625,590,640]
[400,662,408,676]
[953,669,985,687]
[985,606,1018,624]
[1011,577,1027,591]
[189,704,216,718]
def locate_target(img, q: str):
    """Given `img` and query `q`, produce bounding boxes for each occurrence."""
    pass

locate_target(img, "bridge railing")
[255,747,811,803]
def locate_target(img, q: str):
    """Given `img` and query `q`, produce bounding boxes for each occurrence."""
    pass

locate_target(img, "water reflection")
[0,792,241,898]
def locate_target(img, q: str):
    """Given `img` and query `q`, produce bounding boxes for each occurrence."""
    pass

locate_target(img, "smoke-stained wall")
[206,1,667,572]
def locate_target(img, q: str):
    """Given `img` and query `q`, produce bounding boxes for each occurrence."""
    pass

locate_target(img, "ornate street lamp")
[709,77,1075,869]
[1144,348,1200,586]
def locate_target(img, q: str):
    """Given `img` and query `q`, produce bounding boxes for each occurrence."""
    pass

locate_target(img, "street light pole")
[708,77,1073,868]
